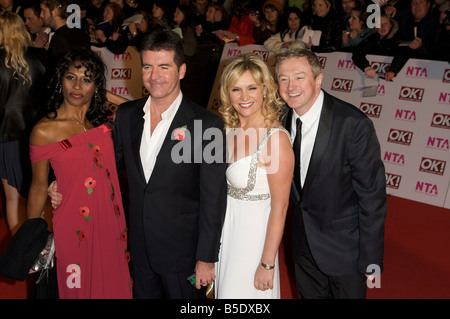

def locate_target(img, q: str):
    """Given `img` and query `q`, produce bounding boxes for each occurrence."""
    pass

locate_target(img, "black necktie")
[293,118,302,193]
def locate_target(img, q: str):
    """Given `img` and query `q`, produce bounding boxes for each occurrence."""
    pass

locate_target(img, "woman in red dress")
[27,49,132,299]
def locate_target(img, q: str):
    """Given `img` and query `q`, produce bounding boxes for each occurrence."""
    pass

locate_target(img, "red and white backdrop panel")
[207,43,450,209]
[91,46,148,102]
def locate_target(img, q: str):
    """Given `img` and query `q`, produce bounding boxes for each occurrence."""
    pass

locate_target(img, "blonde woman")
[215,53,294,298]
[0,11,47,234]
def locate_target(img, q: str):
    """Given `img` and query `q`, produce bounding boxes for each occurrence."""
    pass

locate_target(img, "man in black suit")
[114,30,227,298]
[275,49,387,299]
[40,0,90,75]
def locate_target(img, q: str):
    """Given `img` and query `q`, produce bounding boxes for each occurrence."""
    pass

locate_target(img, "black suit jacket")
[114,96,227,274]
[283,91,387,276]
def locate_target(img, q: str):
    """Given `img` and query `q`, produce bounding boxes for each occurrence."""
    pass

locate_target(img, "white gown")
[215,127,289,299]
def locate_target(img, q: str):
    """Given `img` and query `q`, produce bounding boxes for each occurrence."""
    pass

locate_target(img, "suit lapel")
[282,106,302,201]
[130,100,146,183]
[302,92,333,193]
[147,97,195,186]
[282,105,293,135]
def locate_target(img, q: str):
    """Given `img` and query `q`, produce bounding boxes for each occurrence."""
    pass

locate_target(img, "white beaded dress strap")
[227,127,288,201]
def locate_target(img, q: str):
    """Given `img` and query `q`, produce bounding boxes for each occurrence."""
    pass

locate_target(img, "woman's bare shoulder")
[30,117,60,146]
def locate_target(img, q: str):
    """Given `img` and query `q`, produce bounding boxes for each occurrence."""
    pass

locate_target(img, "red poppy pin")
[172,125,187,143]
[77,230,86,247]
[79,206,91,221]
[118,228,128,241]
[84,177,96,195]
[88,143,102,156]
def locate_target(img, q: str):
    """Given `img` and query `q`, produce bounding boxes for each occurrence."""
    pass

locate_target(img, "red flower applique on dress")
[84,177,96,195]
[114,204,121,218]
[118,228,128,241]
[79,206,91,222]
[77,230,86,247]
[89,143,103,169]
[125,249,130,263]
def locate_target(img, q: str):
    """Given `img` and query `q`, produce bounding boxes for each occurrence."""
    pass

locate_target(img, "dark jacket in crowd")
[309,11,344,52]
[47,24,90,75]
[352,19,409,76]
[395,7,440,57]
[0,47,47,143]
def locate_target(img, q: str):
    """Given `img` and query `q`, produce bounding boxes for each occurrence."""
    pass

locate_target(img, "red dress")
[30,124,132,299]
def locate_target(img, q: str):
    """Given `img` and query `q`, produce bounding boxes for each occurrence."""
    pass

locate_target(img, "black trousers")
[131,259,206,299]
[294,237,367,299]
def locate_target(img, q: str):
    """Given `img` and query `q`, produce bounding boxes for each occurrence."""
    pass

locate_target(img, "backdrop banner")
[92,46,147,102]
[207,43,450,208]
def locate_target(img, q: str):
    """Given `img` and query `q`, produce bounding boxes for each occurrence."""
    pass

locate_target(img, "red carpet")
[1,195,449,299]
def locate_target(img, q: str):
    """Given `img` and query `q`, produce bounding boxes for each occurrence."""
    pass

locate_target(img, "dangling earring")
[94,91,98,104]
[58,84,61,94]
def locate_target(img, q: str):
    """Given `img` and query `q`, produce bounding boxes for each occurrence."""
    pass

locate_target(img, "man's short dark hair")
[40,0,71,19]
[23,2,42,17]
[140,30,185,68]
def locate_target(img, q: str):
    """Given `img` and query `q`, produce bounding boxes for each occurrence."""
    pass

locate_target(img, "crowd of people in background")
[2,0,448,77]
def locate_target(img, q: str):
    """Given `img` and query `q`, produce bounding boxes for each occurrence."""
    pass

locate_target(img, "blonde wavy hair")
[0,11,32,86]
[219,53,283,129]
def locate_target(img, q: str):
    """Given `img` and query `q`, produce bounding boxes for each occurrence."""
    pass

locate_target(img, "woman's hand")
[94,30,107,43]
[254,262,274,291]
[128,21,137,35]
[342,30,349,44]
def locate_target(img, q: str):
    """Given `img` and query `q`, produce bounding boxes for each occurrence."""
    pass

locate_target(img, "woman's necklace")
[73,119,87,132]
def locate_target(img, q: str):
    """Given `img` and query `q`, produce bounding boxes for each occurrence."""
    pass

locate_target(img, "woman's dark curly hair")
[46,49,110,127]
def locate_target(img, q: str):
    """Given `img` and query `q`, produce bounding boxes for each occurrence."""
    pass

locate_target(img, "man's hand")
[384,71,395,82]
[408,37,423,50]
[364,66,376,78]
[33,32,49,48]
[194,261,215,289]
[47,181,62,208]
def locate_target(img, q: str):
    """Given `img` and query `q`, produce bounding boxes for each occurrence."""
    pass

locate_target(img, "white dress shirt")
[290,90,324,187]
[140,92,183,182]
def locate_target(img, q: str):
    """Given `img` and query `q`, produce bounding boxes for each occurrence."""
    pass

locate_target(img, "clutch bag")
[29,233,55,283]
